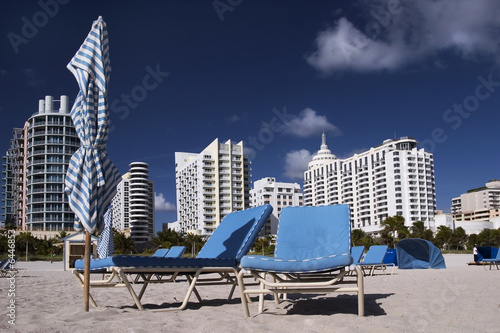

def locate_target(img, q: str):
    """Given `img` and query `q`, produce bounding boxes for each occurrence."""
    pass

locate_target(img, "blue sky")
[1,0,500,231]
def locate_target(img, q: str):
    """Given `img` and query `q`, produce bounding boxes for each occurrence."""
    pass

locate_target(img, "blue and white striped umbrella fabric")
[97,206,114,258]
[65,16,121,234]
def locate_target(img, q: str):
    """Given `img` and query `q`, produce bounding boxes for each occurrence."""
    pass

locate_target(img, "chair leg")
[237,270,251,318]
[73,270,98,308]
[355,265,365,316]
[258,280,265,313]
[228,284,237,300]
[116,269,145,311]
[186,275,203,303]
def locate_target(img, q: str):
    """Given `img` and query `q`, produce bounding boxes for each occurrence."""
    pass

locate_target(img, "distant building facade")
[250,177,303,235]
[1,95,79,235]
[304,134,437,233]
[451,180,500,222]
[2,128,24,227]
[175,138,251,236]
[111,162,154,243]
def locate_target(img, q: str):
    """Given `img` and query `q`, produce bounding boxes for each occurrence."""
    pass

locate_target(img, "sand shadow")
[271,293,393,316]
[119,296,242,311]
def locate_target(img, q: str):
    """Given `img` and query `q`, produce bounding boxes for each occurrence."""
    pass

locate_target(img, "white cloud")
[154,192,176,211]
[307,0,500,73]
[283,149,312,180]
[283,108,341,138]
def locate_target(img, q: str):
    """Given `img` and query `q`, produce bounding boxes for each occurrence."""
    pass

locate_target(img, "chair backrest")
[275,205,351,260]
[494,247,500,260]
[153,248,170,257]
[197,205,272,260]
[351,246,365,264]
[165,246,186,258]
[383,248,398,265]
[361,245,388,264]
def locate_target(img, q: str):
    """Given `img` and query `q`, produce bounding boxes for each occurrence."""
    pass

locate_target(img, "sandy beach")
[1,254,499,333]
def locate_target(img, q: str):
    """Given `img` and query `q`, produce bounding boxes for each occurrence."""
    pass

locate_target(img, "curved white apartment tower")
[24,96,79,231]
[304,134,436,233]
[112,162,154,243]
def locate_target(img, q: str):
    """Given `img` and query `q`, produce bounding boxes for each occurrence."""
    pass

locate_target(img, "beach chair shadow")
[285,292,393,316]
[237,205,365,317]
[73,205,272,311]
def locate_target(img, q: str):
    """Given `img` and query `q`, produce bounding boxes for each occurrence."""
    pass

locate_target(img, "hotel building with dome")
[303,134,437,233]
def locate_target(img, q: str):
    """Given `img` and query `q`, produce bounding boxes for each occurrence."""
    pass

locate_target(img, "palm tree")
[410,221,426,238]
[185,233,204,257]
[151,229,183,249]
[16,232,36,259]
[113,232,135,254]
[380,215,406,248]
[452,227,467,250]
[56,230,68,241]
[435,225,453,250]
[254,237,270,255]
[352,229,366,247]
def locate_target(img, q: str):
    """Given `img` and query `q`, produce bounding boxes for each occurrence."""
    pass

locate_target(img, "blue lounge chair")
[357,245,389,276]
[152,246,186,258]
[237,205,364,317]
[382,248,397,274]
[73,205,272,311]
[153,248,170,257]
[0,258,26,277]
[0,259,10,277]
[482,247,500,270]
[351,246,365,264]
[164,246,186,258]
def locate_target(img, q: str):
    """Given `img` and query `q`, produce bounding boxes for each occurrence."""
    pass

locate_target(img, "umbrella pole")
[83,230,91,311]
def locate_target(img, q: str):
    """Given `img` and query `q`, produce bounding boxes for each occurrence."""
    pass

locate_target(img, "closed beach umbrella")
[97,206,114,258]
[65,16,121,311]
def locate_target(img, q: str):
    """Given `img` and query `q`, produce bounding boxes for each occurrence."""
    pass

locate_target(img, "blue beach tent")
[396,238,446,269]
[477,246,499,261]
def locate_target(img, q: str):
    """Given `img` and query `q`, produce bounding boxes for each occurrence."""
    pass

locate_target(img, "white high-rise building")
[111,162,154,243]
[451,180,500,222]
[175,138,251,236]
[304,134,436,233]
[1,95,80,234]
[250,177,303,235]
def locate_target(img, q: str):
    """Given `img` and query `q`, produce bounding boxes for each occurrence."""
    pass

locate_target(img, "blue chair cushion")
[153,249,169,257]
[359,245,388,265]
[275,205,351,260]
[197,205,272,260]
[351,246,365,264]
[165,246,186,258]
[241,205,353,273]
[241,253,353,273]
[75,255,237,271]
